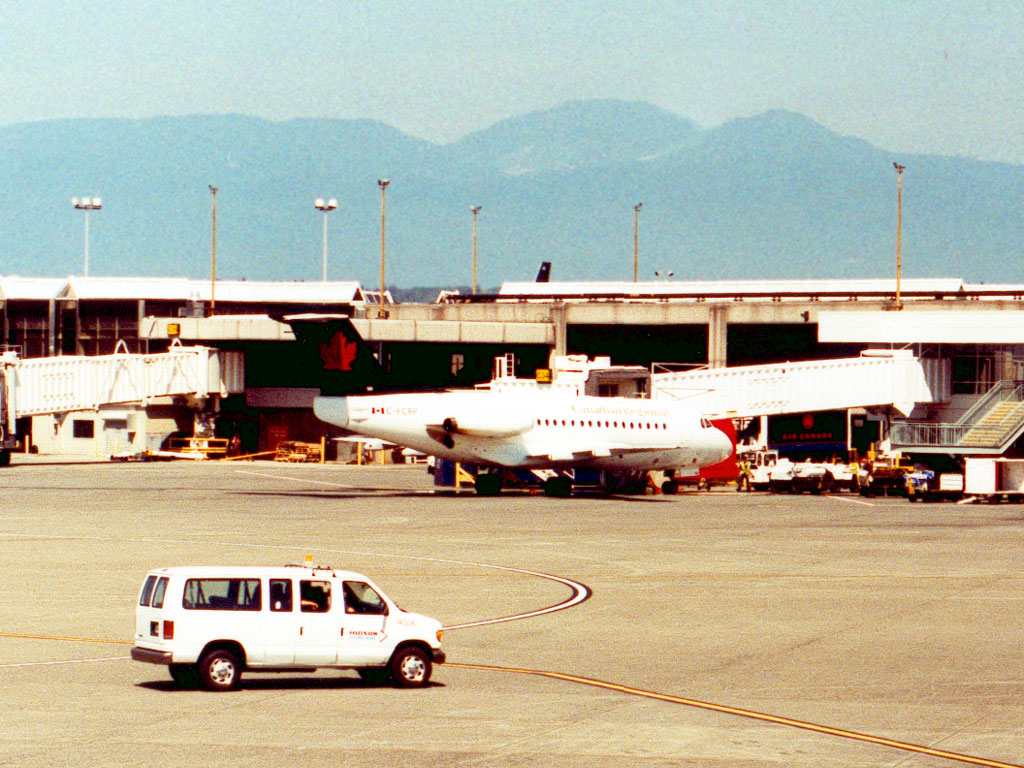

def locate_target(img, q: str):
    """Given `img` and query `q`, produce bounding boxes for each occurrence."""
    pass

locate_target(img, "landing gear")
[543,476,572,498]
[474,473,502,496]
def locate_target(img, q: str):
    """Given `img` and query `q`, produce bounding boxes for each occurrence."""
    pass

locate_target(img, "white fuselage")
[314,390,733,471]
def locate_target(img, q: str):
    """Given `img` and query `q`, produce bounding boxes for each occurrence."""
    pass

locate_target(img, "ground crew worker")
[737,457,752,492]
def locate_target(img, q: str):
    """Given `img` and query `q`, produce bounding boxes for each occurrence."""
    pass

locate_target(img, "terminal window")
[72,420,95,439]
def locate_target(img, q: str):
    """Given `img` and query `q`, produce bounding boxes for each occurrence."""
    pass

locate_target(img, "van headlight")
[436,630,444,643]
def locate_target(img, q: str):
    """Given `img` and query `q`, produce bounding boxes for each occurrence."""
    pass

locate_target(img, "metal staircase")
[891,380,1024,454]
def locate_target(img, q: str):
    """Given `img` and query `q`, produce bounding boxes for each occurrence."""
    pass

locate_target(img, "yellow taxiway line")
[0,631,132,645]
[446,662,1023,768]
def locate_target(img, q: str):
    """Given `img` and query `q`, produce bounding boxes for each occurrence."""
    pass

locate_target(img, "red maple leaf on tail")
[319,332,358,371]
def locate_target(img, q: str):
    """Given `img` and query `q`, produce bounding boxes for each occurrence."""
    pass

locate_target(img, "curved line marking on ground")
[0,532,591,635]
[446,662,1023,768]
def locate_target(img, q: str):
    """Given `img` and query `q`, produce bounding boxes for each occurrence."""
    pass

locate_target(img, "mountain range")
[1,100,1021,288]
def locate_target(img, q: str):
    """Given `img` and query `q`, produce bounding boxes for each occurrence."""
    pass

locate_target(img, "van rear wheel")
[169,664,200,688]
[199,648,241,691]
[389,646,431,687]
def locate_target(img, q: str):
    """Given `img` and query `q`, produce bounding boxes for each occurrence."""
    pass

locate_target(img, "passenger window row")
[140,576,386,615]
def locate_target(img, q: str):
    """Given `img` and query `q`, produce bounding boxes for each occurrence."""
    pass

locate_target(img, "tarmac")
[0,456,1021,767]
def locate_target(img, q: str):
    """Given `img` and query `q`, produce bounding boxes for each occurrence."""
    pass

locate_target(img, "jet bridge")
[650,350,947,418]
[1,343,243,461]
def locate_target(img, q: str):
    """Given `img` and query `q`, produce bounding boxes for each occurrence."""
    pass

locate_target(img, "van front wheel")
[390,647,431,687]
[199,649,241,691]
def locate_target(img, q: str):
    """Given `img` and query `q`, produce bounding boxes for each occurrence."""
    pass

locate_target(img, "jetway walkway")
[650,350,947,418]
[1,342,244,419]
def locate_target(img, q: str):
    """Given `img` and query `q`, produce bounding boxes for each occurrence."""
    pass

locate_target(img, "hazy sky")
[3,0,1022,163]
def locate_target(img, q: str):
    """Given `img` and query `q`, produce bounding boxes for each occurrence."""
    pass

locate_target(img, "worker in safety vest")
[737,458,752,492]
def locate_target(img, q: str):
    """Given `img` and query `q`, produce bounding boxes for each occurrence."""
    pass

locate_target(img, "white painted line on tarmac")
[0,656,129,668]
[232,469,360,489]
[831,495,876,507]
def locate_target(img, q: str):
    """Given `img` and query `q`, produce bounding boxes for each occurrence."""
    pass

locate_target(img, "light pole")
[893,162,905,311]
[470,205,482,293]
[633,202,643,282]
[71,196,102,276]
[314,198,338,281]
[378,179,390,303]
[209,185,218,315]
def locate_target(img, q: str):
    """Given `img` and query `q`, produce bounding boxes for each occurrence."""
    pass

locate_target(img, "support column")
[47,299,56,357]
[550,303,567,361]
[138,300,147,354]
[708,305,727,369]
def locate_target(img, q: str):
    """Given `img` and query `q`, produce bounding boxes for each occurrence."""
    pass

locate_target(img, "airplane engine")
[438,410,533,437]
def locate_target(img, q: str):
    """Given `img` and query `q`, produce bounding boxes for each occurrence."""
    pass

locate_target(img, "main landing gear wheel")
[543,477,572,498]
[389,646,432,688]
[474,474,502,496]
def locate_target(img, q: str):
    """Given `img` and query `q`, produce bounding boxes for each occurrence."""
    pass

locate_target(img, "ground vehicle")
[791,460,857,493]
[905,468,965,501]
[763,454,857,493]
[859,456,915,497]
[131,564,446,691]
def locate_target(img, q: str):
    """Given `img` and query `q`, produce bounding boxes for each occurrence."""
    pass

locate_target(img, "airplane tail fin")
[535,261,551,282]
[277,314,387,395]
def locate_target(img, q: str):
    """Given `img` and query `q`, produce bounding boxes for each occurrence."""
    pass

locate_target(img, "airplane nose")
[313,396,349,429]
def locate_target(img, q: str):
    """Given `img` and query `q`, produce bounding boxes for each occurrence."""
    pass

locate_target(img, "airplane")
[313,390,732,496]
[284,315,734,497]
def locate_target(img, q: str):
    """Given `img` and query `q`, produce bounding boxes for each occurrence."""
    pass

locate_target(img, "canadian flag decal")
[318,332,358,371]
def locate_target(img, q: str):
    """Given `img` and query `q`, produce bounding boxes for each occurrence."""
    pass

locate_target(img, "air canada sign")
[767,410,847,446]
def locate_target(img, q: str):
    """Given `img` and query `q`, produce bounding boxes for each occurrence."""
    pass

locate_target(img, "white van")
[131,564,446,691]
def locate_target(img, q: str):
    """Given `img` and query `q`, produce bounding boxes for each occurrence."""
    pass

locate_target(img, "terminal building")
[4,274,1024,465]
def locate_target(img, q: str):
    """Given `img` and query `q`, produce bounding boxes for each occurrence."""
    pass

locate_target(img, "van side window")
[139,575,157,606]
[270,579,293,612]
[343,581,388,615]
[300,580,331,613]
[183,579,262,611]
[152,577,169,609]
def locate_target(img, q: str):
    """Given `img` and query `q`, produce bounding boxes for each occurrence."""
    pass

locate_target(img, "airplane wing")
[526,442,662,463]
